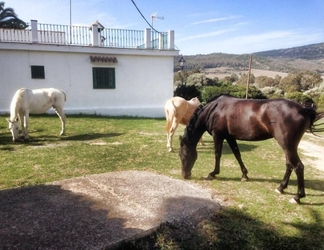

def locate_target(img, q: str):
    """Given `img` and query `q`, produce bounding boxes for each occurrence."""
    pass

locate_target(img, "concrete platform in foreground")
[0,171,220,249]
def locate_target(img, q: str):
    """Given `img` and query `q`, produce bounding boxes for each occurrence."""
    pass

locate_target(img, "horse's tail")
[60,90,67,102]
[305,108,324,136]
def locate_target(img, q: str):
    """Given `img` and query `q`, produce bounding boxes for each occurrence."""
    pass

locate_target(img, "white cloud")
[177,29,324,55]
[177,28,235,42]
[190,15,242,26]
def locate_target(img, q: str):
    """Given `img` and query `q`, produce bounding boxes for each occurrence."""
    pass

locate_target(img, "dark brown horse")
[179,94,324,204]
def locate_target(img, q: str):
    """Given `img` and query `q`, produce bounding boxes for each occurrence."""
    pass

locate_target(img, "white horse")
[6,88,66,142]
[164,96,203,152]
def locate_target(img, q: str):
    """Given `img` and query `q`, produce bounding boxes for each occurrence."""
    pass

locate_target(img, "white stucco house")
[0,20,179,117]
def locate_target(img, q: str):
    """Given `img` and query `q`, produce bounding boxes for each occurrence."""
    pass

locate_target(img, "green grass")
[1,114,324,249]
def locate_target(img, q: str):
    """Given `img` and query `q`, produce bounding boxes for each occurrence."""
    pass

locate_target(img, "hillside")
[177,42,324,74]
[255,42,324,59]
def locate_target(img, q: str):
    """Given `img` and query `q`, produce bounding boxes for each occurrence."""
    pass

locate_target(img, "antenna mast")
[151,12,164,28]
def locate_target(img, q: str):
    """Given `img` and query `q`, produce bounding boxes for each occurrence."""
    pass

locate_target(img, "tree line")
[174,69,324,110]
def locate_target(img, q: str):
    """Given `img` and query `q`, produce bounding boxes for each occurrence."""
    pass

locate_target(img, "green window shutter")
[93,67,115,89]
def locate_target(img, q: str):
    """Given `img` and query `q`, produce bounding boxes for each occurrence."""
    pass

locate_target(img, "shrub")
[201,84,266,103]
[173,83,201,101]
[285,92,314,105]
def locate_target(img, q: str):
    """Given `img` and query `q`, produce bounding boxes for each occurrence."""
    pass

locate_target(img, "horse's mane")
[183,104,204,138]
[184,94,230,139]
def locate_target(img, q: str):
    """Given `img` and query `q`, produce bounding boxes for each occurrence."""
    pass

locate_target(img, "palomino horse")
[165,96,202,152]
[179,94,324,204]
[6,88,66,142]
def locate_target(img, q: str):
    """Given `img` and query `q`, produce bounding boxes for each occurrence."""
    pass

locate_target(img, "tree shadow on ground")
[122,205,324,250]
[0,133,124,148]
[1,172,323,249]
[0,184,140,249]
[61,132,124,141]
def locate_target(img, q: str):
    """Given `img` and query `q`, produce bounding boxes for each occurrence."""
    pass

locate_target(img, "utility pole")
[246,54,253,99]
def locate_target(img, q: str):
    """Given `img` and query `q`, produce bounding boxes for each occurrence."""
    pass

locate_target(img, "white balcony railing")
[0,20,175,50]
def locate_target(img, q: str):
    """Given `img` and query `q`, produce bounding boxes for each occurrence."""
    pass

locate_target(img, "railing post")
[168,30,174,50]
[31,20,38,43]
[159,33,164,50]
[92,23,99,46]
[144,28,151,49]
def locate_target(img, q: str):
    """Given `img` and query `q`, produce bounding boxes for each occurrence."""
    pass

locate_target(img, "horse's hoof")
[275,188,283,194]
[289,198,300,204]
[205,174,215,180]
[168,148,173,153]
[241,177,249,182]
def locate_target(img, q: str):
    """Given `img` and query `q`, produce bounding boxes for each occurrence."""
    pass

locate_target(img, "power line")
[130,0,161,33]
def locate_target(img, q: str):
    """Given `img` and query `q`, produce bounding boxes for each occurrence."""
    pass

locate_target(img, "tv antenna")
[151,12,164,28]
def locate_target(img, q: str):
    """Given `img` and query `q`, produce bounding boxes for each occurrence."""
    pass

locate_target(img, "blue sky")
[6,0,324,55]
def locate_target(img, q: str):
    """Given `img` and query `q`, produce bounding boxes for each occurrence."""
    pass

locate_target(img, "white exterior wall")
[0,43,178,117]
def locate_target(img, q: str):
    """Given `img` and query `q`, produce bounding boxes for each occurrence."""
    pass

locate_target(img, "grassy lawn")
[0,114,324,249]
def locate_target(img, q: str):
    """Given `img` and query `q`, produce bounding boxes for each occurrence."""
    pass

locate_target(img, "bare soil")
[299,138,324,172]
[204,67,288,79]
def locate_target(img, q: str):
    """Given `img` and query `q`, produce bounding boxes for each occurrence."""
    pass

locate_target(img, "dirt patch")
[204,67,288,79]
[299,139,324,172]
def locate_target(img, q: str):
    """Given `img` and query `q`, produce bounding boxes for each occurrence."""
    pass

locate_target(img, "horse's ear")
[5,118,11,123]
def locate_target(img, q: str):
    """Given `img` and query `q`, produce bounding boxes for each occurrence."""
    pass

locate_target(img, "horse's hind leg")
[277,149,305,204]
[53,106,66,135]
[226,137,249,181]
[276,163,293,194]
[167,119,179,152]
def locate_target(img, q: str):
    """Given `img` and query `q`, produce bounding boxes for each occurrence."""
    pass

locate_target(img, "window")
[31,65,45,79]
[92,67,115,89]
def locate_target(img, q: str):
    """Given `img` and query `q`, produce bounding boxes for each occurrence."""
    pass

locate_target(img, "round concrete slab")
[0,171,220,249]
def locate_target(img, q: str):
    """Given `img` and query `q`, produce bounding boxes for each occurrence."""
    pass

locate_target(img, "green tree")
[279,70,322,93]
[236,73,255,85]
[201,84,266,103]
[255,75,280,88]
[222,73,238,84]
[174,70,188,84]
[285,92,314,105]
[0,1,27,29]
[279,73,301,92]
[299,70,322,90]
[173,83,201,101]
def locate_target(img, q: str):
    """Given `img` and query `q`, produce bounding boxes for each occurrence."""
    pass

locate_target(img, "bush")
[173,83,201,101]
[285,92,314,105]
[201,84,266,103]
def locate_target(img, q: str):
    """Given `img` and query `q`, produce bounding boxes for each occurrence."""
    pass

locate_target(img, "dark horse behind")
[179,94,324,204]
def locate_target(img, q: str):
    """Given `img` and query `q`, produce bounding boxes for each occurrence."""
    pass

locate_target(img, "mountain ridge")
[180,42,324,73]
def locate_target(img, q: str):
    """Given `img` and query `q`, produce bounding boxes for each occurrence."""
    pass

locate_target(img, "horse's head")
[6,118,19,142]
[179,135,197,179]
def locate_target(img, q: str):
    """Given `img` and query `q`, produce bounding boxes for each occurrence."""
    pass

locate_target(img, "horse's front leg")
[226,137,249,181]
[22,113,29,140]
[207,136,224,179]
